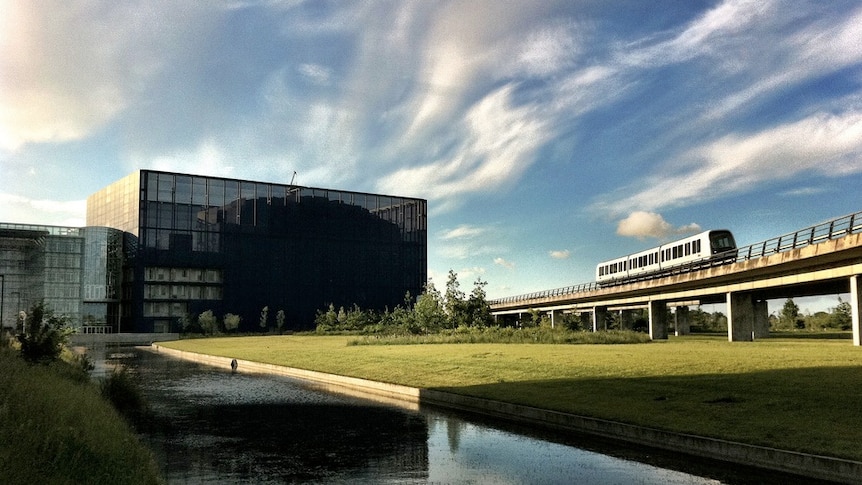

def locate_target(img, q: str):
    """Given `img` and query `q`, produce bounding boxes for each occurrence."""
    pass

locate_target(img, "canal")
[101,346,823,484]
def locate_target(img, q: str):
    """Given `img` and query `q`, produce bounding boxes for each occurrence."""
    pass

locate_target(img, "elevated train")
[596,230,737,285]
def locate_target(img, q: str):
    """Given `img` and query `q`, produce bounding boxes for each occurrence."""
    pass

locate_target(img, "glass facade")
[81,227,124,330]
[86,170,427,332]
[0,224,88,331]
[86,171,140,236]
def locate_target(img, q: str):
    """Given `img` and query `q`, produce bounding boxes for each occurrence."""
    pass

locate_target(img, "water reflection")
[102,347,822,484]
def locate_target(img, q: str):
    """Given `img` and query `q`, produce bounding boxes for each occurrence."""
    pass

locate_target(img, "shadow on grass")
[429,365,862,464]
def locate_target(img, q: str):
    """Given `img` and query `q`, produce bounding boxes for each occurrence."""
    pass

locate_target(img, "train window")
[694,240,700,253]
[685,243,690,256]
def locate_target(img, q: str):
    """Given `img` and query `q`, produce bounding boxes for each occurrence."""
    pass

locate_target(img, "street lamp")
[0,274,4,338]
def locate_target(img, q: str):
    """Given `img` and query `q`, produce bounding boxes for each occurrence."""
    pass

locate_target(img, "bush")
[18,301,71,364]
[100,367,147,419]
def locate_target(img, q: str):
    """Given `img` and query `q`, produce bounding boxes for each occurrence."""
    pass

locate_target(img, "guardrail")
[489,210,862,306]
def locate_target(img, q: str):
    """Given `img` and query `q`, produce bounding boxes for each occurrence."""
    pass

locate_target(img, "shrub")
[18,301,71,364]
[100,367,147,419]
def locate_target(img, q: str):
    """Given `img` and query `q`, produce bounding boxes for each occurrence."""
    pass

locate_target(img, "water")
[100,347,821,484]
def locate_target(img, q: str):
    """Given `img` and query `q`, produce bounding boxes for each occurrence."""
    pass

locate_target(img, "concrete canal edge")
[148,344,861,484]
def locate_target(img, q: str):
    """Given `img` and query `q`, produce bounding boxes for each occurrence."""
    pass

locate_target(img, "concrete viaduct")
[490,211,862,346]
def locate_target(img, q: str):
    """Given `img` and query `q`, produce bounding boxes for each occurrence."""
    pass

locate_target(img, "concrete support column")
[549,309,563,329]
[592,306,608,332]
[753,300,769,339]
[675,306,690,336]
[851,275,862,346]
[619,310,634,331]
[648,300,668,340]
[726,292,755,342]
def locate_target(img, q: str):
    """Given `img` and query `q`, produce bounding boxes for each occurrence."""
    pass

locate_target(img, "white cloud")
[298,63,333,86]
[597,110,862,216]
[377,84,551,212]
[512,23,580,78]
[494,257,515,269]
[0,1,219,151]
[0,193,85,227]
[616,211,701,240]
[780,186,831,197]
[549,249,570,259]
[440,224,487,240]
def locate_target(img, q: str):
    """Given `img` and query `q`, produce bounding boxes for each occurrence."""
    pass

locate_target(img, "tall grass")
[0,346,161,484]
[348,327,651,345]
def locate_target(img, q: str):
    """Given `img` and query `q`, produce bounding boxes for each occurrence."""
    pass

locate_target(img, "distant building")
[0,170,427,333]
[0,224,122,333]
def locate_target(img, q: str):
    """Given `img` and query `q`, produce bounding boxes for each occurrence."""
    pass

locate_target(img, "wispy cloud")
[595,110,862,216]
[440,224,487,240]
[549,250,571,259]
[494,257,515,269]
[377,85,552,212]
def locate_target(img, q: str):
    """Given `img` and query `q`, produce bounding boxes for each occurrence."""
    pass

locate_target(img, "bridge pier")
[754,300,769,339]
[592,306,608,332]
[674,306,690,336]
[851,276,862,346]
[726,292,768,342]
[727,292,753,341]
[648,300,668,340]
[619,310,634,331]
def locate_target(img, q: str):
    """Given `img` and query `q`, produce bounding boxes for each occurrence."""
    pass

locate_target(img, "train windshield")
[710,231,736,253]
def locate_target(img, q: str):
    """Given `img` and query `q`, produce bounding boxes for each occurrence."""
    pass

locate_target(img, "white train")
[596,230,737,285]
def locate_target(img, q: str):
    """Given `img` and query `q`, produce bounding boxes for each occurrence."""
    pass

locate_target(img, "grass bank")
[161,334,862,462]
[0,346,162,485]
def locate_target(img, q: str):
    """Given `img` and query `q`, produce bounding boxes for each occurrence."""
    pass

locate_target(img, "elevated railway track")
[490,211,862,345]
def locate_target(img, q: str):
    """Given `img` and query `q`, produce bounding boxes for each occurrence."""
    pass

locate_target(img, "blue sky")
[2,0,862,306]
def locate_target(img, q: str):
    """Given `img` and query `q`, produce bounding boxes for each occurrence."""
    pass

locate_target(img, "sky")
[2,0,862,307]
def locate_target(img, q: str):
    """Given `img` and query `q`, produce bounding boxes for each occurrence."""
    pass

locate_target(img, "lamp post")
[0,274,5,339]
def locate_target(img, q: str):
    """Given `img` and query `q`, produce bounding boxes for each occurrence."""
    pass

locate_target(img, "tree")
[224,313,241,332]
[466,277,493,327]
[18,301,70,364]
[199,310,217,335]
[314,304,338,332]
[259,306,269,330]
[779,298,802,329]
[414,281,446,332]
[830,298,852,331]
[276,309,286,332]
[444,270,467,328]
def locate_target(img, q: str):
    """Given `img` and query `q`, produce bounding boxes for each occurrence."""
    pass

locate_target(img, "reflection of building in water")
[0,169,427,334]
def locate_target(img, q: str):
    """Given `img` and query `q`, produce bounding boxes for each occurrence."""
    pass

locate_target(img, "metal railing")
[489,209,862,306]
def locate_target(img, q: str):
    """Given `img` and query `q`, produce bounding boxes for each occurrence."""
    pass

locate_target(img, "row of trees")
[182,306,291,335]
[773,297,852,331]
[315,271,494,333]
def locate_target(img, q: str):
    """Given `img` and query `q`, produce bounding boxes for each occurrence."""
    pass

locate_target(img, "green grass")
[161,334,862,462]
[0,346,162,484]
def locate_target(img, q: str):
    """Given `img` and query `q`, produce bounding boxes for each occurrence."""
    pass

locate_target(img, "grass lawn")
[159,334,862,462]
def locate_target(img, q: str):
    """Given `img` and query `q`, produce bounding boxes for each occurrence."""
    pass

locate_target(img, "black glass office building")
[87,170,427,333]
